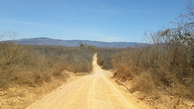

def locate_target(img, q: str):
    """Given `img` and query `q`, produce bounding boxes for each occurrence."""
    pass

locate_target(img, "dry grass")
[112,36,194,108]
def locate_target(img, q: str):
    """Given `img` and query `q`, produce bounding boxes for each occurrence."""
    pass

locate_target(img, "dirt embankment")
[0,71,81,109]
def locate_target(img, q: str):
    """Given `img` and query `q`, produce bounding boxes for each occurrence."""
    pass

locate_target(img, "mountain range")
[3,37,147,48]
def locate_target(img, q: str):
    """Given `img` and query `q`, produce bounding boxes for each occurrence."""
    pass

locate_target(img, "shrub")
[96,48,121,70]
[0,36,95,88]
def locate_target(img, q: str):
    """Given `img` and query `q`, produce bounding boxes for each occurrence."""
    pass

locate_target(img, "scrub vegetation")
[0,40,94,88]
[97,1,194,109]
[0,33,95,108]
[96,48,121,70]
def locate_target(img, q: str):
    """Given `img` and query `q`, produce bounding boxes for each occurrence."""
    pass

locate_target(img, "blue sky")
[0,0,186,42]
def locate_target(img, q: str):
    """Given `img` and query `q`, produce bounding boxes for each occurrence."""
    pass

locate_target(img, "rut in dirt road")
[26,54,139,109]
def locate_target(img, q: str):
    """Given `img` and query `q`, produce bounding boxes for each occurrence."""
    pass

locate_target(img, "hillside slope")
[3,37,146,48]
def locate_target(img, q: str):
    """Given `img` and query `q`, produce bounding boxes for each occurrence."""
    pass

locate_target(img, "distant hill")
[2,37,147,48]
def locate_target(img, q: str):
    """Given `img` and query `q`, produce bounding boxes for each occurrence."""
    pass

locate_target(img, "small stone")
[18,97,24,101]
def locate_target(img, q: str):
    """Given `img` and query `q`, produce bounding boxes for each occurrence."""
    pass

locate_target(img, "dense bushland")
[0,41,94,88]
[112,31,194,108]
[33,45,94,73]
[112,2,194,108]
[96,48,121,69]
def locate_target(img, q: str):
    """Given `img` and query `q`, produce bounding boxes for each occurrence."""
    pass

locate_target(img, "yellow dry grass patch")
[0,71,82,109]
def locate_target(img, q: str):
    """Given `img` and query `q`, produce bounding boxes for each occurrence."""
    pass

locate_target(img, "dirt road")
[26,54,140,109]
